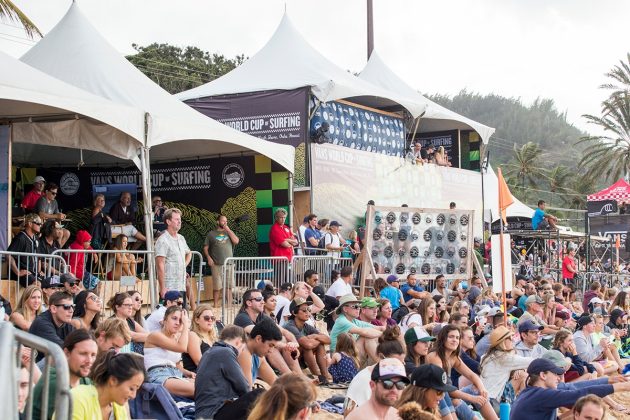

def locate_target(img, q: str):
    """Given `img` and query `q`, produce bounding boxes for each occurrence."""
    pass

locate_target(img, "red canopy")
[587,178,630,202]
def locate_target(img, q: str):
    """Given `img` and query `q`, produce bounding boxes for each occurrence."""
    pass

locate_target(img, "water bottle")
[499,397,510,420]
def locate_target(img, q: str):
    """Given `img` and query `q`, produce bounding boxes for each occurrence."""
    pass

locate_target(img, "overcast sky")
[2,0,628,136]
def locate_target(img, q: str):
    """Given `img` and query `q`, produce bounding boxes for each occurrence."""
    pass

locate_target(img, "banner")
[0,126,8,250]
[589,214,630,260]
[491,233,513,294]
[587,199,618,217]
[414,130,460,168]
[35,155,290,256]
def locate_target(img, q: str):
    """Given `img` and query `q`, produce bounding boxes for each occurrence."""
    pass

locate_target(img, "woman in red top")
[562,247,577,286]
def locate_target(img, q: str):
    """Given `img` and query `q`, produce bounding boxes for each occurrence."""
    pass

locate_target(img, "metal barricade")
[188,251,206,308]
[0,250,68,309]
[52,249,155,315]
[221,256,289,323]
[291,255,353,290]
[0,322,71,419]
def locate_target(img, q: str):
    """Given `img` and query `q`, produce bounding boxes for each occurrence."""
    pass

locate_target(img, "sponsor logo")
[59,173,80,196]
[222,163,245,188]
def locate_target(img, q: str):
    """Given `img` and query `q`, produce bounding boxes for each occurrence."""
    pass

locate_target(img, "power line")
[0,34,35,46]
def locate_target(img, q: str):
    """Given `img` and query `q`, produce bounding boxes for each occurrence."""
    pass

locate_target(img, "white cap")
[33,176,45,183]
[590,297,604,304]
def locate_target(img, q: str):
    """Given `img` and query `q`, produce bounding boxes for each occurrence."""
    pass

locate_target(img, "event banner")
[589,214,630,260]
[587,199,618,217]
[0,126,9,250]
[34,155,290,256]
[413,130,460,168]
[184,88,309,147]
[310,99,406,157]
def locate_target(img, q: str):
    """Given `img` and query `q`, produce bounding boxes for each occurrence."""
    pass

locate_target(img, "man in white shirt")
[274,282,293,322]
[324,221,345,258]
[155,208,192,306]
[326,266,354,299]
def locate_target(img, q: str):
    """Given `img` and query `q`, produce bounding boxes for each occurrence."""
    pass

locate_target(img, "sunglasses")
[299,307,312,313]
[88,295,101,302]
[346,304,361,310]
[54,303,75,311]
[202,315,216,322]
[175,300,184,306]
[49,191,57,196]
[380,379,407,390]
[249,296,264,302]
[32,221,42,226]
[135,298,143,303]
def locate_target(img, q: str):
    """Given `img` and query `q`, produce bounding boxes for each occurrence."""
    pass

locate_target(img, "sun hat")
[489,326,512,349]
[336,294,361,314]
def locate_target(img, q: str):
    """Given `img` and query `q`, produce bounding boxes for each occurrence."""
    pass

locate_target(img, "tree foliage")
[0,0,41,38]
[126,43,245,94]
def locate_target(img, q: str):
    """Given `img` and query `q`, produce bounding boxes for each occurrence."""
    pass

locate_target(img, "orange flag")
[497,168,514,224]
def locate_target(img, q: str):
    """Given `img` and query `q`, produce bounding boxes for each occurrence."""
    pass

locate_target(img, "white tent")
[20,3,294,172]
[359,52,495,144]
[483,165,534,222]
[0,50,144,163]
[177,14,426,118]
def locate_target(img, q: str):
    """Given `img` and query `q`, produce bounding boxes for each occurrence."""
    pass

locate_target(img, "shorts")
[211,264,235,290]
[537,220,551,230]
[440,392,476,420]
[82,271,100,290]
[112,224,139,241]
[146,365,183,385]
[563,278,575,286]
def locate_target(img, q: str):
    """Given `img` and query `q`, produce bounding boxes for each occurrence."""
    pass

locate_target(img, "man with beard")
[345,358,409,419]
[32,329,98,419]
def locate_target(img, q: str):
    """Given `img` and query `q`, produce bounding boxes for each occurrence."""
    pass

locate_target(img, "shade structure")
[483,165,534,221]
[587,178,630,202]
[359,52,495,144]
[20,3,294,172]
[176,14,426,119]
[0,50,144,163]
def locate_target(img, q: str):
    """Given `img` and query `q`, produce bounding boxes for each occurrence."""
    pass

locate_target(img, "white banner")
[491,233,513,294]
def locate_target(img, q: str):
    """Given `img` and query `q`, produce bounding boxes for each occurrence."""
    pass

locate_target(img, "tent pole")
[140,113,157,308]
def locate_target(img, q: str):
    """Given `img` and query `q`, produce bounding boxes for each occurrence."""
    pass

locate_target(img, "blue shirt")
[304,227,322,254]
[380,286,402,310]
[532,208,545,229]
[400,283,424,302]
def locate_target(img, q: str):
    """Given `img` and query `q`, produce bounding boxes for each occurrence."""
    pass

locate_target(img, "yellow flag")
[497,168,514,224]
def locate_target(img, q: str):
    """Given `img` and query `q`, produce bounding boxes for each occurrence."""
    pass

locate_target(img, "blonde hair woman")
[183,304,218,373]
[435,146,451,167]
[10,285,43,330]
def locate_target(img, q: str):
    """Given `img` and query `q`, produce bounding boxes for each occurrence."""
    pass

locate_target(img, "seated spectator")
[518,294,560,336]
[10,284,43,331]
[145,290,182,332]
[89,193,112,249]
[531,200,558,230]
[70,290,101,330]
[128,290,145,330]
[39,277,65,310]
[450,300,471,322]
[475,307,505,357]
[450,313,469,329]
[108,191,146,247]
[515,320,546,358]
[329,332,360,383]
[379,275,406,314]
[21,175,46,212]
[273,282,293,321]
[195,325,263,420]
[583,281,602,313]
[401,273,429,302]
[37,220,64,276]
[345,358,408,420]
[34,182,70,246]
[144,306,194,398]
[67,230,100,292]
[29,291,75,361]
[453,327,481,388]
[553,330,597,382]
[358,297,385,328]
[60,272,83,298]
[32,329,97,420]
[106,234,141,281]
[262,289,278,319]
[152,195,167,235]
[396,364,456,419]
[17,365,31,417]
[433,295,450,323]
[94,317,131,354]
[330,294,382,363]
[373,298,398,327]
[326,266,355,300]
[573,395,607,420]
[509,358,630,419]
[304,269,326,299]
[8,213,44,286]
[108,292,148,353]
[573,315,619,375]
[432,274,454,298]
[183,304,217,374]
[400,297,438,335]
[279,281,325,321]
[404,326,435,375]
[247,373,318,420]
[237,318,283,387]
[434,145,452,167]
[592,313,624,368]
[70,351,145,419]
[283,297,331,384]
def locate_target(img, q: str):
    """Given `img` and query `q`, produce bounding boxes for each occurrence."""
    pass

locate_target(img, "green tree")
[504,142,545,188]
[0,0,41,37]
[600,52,630,101]
[126,43,245,94]
[567,174,596,210]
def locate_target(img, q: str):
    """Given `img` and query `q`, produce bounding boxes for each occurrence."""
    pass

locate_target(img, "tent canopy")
[20,3,294,172]
[359,52,495,144]
[483,165,534,222]
[176,14,426,118]
[587,178,630,202]
[0,50,144,163]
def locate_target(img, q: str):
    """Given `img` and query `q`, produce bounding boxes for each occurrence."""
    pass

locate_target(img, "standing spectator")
[29,291,76,361]
[324,220,346,258]
[34,182,70,246]
[297,215,309,253]
[531,200,558,230]
[89,193,112,249]
[155,208,192,305]
[203,214,239,309]
[572,395,607,420]
[195,325,263,420]
[326,265,354,299]
[21,175,45,212]
[70,351,145,420]
[401,274,430,302]
[7,213,44,287]
[346,358,409,420]
[183,304,218,374]
[269,208,297,261]
[9,284,43,331]
[151,195,167,235]
[330,294,382,362]
[303,213,323,254]
[562,247,578,286]
[108,191,146,247]
[247,374,318,420]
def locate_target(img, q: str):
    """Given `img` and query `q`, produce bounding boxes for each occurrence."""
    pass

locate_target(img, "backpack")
[129,383,185,420]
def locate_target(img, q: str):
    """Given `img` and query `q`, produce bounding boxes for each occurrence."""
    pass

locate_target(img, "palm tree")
[0,1,41,38]
[600,53,630,102]
[567,174,597,210]
[503,142,545,188]
[546,165,571,193]
[579,93,630,182]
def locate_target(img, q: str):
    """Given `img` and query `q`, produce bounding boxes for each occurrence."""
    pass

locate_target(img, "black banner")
[414,130,460,168]
[589,214,630,260]
[587,200,618,217]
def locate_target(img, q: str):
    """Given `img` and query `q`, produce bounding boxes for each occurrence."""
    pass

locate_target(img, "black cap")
[41,276,65,289]
[410,365,457,392]
[60,273,79,284]
[527,358,565,376]
[576,315,594,330]
[279,282,293,292]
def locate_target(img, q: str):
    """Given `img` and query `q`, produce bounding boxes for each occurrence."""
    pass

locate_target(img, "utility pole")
[367,0,374,59]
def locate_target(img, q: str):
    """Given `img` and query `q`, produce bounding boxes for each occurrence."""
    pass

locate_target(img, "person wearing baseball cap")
[21,175,46,212]
[358,297,382,325]
[145,290,183,332]
[324,220,345,258]
[515,319,546,358]
[519,293,560,336]
[395,364,456,417]
[380,275,405,312]
[404,327,435,375]
[573,315,620,375]
[346,358,408,420]
[510,357,630,420]
[330,294,382,362]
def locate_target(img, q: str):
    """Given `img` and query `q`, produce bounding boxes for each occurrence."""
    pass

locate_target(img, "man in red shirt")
[21,176,46,212]
[269,208,297,261]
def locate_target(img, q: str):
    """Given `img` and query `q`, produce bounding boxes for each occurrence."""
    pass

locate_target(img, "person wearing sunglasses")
[183,304,218,374]
[330,294,382,364]
[29,291,76,362]
[396,364,456,418]
[346,358,409,420]
[34,182,70,247]
[7,213,46,287]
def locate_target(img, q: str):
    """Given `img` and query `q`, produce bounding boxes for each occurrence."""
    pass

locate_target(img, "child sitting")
[328,332,359,383]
